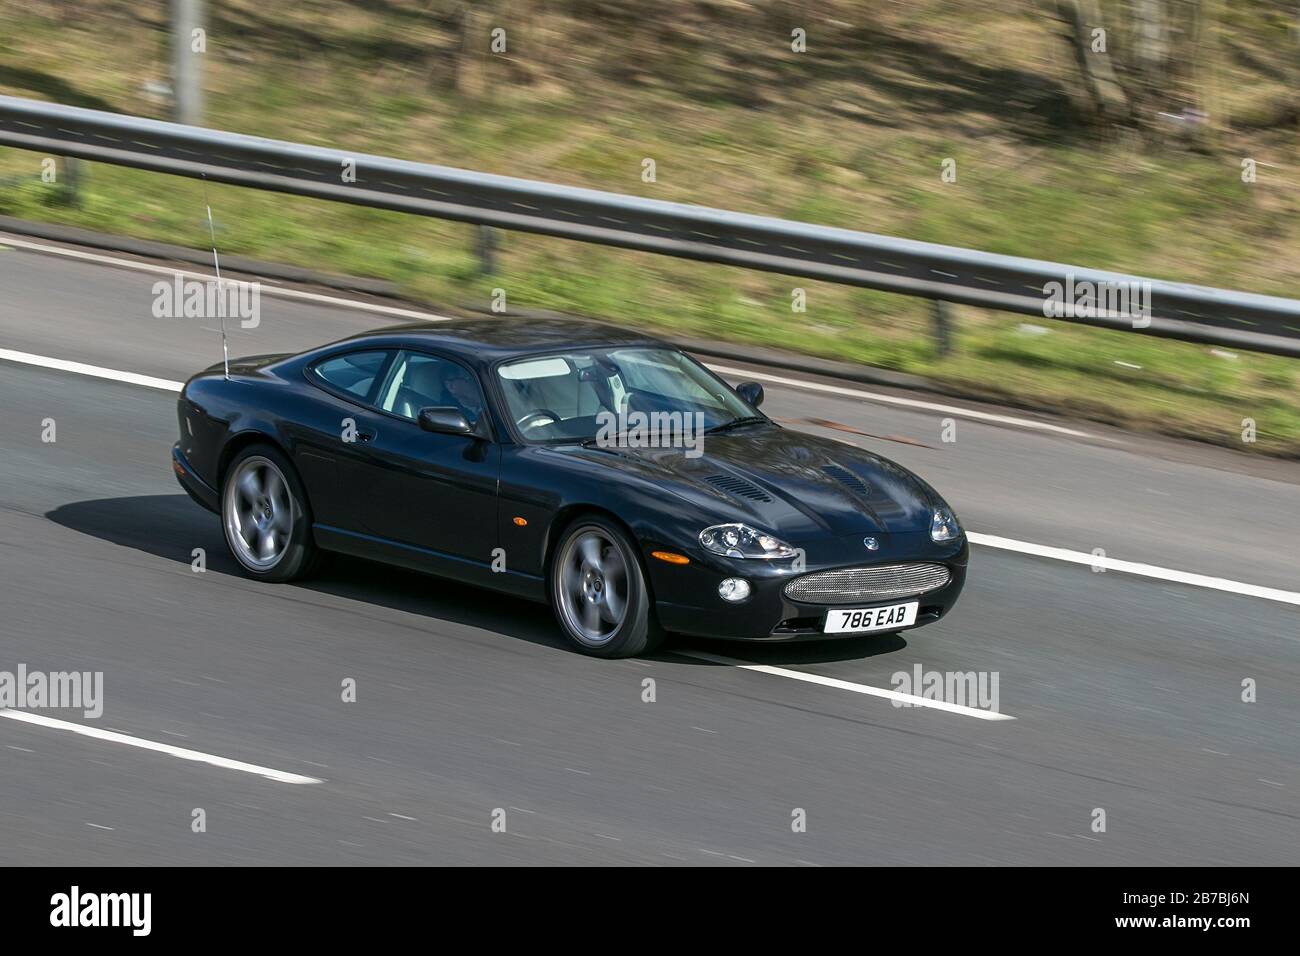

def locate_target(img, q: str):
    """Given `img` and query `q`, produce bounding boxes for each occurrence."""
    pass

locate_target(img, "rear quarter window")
[312,350,389,400]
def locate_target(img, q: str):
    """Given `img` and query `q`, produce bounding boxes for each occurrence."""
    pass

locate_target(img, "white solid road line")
[704,363,1098,438]
[967,532,1300,607]
[677,650,1015,720]
[0,235,454,322]
[0,347,183,392]
[2,346,1297,606]
[0,710,323,785]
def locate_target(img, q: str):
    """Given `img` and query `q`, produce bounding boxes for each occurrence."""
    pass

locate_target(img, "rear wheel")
[550,516,664,658]
[221,444,321,582]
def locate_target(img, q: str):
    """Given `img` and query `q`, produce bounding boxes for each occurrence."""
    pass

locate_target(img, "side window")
[312,350,390,402]
[378,350,486,424]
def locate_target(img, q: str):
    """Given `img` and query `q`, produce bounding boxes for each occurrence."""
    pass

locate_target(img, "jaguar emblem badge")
[863,536,879,551]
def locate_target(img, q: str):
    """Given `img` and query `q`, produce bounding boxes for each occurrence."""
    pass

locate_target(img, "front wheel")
[550,516,664,658]
[221,444,321,582]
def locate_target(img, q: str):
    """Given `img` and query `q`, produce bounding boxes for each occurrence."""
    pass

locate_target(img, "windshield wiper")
[579,433,629,448]
[705,416,769,435]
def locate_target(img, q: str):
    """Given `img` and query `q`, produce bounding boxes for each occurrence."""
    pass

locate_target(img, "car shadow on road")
[45,494,568,653]
[47,493,911,665]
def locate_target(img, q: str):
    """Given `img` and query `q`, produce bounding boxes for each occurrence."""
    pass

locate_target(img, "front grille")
[784,563,951,604]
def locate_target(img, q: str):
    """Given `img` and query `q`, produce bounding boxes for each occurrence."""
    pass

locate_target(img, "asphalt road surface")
[1,235,1297,865]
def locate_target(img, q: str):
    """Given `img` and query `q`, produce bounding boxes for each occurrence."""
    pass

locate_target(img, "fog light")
[718,577,751,602]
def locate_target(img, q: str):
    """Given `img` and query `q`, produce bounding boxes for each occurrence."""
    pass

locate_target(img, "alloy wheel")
[224,455,294,571]
[556,528,630,646]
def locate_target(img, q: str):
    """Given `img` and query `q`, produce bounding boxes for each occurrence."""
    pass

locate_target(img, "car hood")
[569,424,940,541]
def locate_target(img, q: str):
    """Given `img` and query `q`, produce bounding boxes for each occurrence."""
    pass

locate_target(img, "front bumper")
[648,533,968,641]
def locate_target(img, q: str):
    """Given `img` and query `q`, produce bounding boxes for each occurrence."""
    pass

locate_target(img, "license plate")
[823,601,918,634]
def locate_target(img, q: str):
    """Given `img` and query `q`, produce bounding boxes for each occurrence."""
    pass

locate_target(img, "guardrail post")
[477,225,498,274]
[60,157,82,206]
[930,299,954,356]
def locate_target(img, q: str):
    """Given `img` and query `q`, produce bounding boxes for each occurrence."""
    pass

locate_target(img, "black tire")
[220,443,323,583]
[549,514,665,658]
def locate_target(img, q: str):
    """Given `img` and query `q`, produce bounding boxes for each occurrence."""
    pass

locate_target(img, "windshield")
[496,347,758,444]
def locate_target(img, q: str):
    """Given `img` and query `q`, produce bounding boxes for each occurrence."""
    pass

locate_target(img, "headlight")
[699,523,796,559]
[929,506,962,542]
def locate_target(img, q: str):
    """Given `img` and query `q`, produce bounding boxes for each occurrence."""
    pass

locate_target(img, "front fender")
[497,445,720,580]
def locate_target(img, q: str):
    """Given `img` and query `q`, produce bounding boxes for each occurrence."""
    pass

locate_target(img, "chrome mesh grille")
[784,563,950,604]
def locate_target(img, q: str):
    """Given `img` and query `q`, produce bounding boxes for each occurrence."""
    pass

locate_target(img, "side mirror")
[417,406,473,436]
[736,381,765,408]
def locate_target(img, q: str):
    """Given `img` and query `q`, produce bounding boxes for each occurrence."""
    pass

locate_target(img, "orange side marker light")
[651,551,690,565]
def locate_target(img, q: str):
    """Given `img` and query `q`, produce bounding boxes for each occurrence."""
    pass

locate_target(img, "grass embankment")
[1,0,1297,453]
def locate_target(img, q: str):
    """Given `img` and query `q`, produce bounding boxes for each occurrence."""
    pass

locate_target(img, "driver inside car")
[443,365,484,424]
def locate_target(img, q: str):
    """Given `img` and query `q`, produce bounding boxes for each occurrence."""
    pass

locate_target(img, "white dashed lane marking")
[0,710,323,785]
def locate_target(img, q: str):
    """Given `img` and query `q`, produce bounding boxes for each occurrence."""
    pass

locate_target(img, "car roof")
[329,317,669,365]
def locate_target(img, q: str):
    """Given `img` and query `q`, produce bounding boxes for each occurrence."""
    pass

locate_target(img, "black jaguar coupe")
[172,318,967,657]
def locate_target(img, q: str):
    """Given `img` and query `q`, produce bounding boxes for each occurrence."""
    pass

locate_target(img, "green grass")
[1,0,1298,455]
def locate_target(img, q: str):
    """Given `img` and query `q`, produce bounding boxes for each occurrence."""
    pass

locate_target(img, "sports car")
[172,318,967,657]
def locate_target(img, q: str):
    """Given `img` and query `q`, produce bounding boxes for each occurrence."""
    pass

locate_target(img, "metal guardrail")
[2,94,1298,357]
